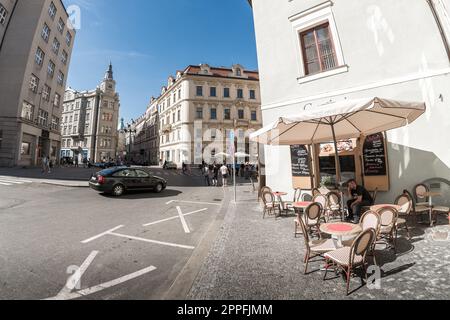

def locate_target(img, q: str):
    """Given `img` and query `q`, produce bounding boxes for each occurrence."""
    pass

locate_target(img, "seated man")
[346,179,374,223]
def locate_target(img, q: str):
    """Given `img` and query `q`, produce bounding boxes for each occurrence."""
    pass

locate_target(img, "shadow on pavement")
[100,189,182,200]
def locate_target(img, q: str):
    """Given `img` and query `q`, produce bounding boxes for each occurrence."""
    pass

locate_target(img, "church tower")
[100,62,116,93]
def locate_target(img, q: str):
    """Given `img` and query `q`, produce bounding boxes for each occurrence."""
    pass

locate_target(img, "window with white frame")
[38,109,49,127]
[57,71,64,86]
[54,93,61,107]
[43,85,51,101]
[66,31,72,46]
[35,47,45,66]
[21,101,34,121]
[49,2,57,19]
[51,116,59,131]
[289,1,347,83]
[0,4,8,25]
[41,24,51,42]
[29,74,39,93]
[52,37,60,54]
[48,60,55,77]
[61,50,68,65]
[57,17,65,34]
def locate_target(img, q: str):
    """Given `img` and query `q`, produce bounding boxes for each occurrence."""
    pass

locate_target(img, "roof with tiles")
[183,65,259,81]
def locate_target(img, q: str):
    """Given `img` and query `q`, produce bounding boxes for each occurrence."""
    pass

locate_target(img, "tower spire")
[104,62,114,80]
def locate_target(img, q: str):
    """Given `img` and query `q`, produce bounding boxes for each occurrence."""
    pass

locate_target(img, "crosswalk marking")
[0,177,33,187]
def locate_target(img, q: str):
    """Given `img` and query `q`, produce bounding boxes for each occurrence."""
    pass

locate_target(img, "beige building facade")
[61,64,120,163]
[156,64,262,168]
[0,0,75,167]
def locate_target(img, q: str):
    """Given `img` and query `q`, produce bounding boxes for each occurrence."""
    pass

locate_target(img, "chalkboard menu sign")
[363,133,387,176]
[291,145,310,177]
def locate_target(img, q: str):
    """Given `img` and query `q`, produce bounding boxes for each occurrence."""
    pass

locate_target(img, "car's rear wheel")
[154,183,164,193]
[112,184,125,197]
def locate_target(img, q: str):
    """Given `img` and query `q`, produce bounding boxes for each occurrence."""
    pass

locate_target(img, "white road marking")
[0,179,25,184]
[45,265,157,300]
[0,177,33,183]
[0,182,12,186]
[58,251,99,296]
[143,208,207,227]
[165,200,221,206]
[110,232,195,250]
[176,206,190,234]
[81,225,124,244]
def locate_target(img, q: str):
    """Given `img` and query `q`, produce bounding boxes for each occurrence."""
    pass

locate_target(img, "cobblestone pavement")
[188,186,450,300]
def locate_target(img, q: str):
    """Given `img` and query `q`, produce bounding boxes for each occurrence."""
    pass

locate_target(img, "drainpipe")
[427,0,450,63]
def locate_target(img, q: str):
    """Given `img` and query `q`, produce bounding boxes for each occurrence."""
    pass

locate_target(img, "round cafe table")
[293,201,313,211]
[320,222,362,249]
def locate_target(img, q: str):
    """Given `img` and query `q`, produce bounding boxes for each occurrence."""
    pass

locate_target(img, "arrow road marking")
[45,265,157,300]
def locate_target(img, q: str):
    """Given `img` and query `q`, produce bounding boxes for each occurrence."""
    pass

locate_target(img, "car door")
[113,169,138,189]
[134,169,152,189]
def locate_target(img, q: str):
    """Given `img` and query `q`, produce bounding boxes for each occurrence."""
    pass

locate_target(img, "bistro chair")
[298,217,336,274]
[362,188,378,214]
[326,191,343,222]
[414,184,430,207]
[432,206,450,225]
[313,194,328,221]
[394,194,413,239]
[259,186,272,201]
[403,189,430,224]
[312,188,321,197]
[342,210,381,265]
[301,193,313,202]
[295,202,323,239]
[261,191,281,219]
[284,188,302,212]
[377,207,399,253]
[323,228,377,295]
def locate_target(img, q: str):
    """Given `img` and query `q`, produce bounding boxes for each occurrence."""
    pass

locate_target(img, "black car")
[89,167,167,197]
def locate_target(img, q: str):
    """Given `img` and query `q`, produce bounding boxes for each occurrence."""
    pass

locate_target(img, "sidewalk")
[188,185,450,300]
[0,166,95,187]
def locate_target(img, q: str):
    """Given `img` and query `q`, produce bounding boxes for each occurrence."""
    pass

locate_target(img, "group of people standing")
[202,163,231,187]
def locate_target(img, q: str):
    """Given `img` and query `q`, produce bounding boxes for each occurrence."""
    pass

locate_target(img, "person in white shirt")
[220,164,229,187]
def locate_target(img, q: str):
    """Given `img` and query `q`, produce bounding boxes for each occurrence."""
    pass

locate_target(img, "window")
[52,38,60,54]
[57,71,64,86]
[0,4,8,25]
[43,85,51,101]
[210,108,217,120]
[236,68,242,76]
[237,89,243,99]
[196,86,203,96]
[172,113,176,123]
[177,110,181,121]
[113,169,136,178]
[48,60,55,77]
[300,23,337,75]
[251,110,257,121]
[196,107,203,119]
[35,47,45,66]
[21,102,34,121]
[210,87,216,97]
[224,108,231,120]
[61,50,68,65]
[41,24,51,42]
[224,88,230,98]
[49,2,57,19]
[38,109,49,127]
[135,170,149,178]
[51,116,59,131]
[57,18,65,34]
[54,93,61,107]
[29,74,39,93]
[238,109,244,119]
[178,90,181,100]
[250,90,256,100]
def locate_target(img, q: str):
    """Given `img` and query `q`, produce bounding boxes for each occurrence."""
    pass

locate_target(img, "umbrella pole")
[330,123,342,188]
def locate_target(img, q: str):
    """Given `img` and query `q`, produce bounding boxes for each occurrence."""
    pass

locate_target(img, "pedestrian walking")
[74,156,79,168]
[212,164,219,187]
[203,164,210,186]
[220,164,229,187]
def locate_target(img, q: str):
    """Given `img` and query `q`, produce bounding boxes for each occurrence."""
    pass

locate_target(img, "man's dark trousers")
[347,200,372,222]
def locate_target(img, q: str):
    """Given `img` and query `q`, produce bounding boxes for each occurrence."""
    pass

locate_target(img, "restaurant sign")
[363,133,387,176]
[290,145,310,177]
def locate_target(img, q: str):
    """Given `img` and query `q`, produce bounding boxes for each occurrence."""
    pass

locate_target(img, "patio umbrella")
[250,97,426,185]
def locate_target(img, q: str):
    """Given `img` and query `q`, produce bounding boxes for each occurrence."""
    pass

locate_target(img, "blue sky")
[62,0,258,125]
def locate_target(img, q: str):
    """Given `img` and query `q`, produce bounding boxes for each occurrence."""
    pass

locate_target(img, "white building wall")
[251,0,450,204]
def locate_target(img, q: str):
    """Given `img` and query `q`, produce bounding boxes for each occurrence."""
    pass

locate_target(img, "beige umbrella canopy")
[250,97,426,185]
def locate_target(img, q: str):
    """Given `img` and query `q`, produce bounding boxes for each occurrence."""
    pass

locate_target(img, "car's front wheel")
[154,183,164,193]
[112,184,125,197]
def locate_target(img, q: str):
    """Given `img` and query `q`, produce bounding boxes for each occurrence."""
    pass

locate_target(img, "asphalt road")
[0,169,227,300]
